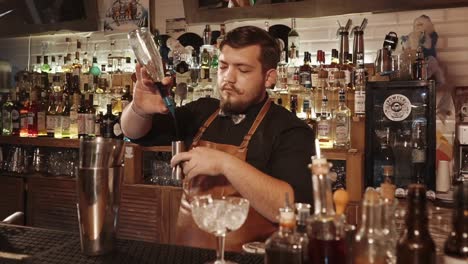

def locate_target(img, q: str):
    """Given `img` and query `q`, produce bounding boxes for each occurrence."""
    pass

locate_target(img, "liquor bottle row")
[264,155,467,264]
[0,90,127,139]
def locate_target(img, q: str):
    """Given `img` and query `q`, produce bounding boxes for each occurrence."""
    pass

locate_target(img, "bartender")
[121,26,314,251]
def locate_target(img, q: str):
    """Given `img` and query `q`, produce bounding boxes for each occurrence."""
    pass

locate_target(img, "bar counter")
[0,223,263,264]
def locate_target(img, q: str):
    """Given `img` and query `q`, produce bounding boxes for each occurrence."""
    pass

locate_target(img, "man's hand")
[170,147,234,180]
[132,63,172,116]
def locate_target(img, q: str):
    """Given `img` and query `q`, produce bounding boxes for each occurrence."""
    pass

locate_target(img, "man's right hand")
[132,63,172,116]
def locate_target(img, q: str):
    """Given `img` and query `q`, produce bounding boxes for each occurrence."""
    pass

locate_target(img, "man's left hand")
[170,147,234,180]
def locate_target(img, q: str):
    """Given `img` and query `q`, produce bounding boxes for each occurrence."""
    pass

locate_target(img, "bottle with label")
[85,94,96,136]
[103,104,116,138]
[352,189,387,264]
[299,51,312,90]
[94,111,103,137]
[11,91,20,136]
[411,123,426,184]
[308,155,348,263]
[113,112,123,139]
[333,88,351,148]
[37,91,47,137]
[354,68,366,117]
[276,51,288,90]
[1,94,13,135]
[27,93,39,137]
[314,70,328,118]
[413,46,427,81]
[61,94,71,138]
[303,101,317,137]
[46,94,56,137]
[69,93,79,139]
[288,18,300,67]
[77,94,87,138]
[311,50,324,90]
[200,48,211,80]
[54,94,64,138]
[443,180,468,264]
[396,184,436,264]
[264,194,303,264]
[317,95,333,149]
[19,100,29,137]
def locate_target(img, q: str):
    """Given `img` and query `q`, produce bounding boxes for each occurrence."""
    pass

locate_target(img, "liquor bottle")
[85,94,96,136]
[265,194,303,264]
[11,91,20,136]
[308,155,348,263]
[333,88,351,148]
[61,94,71,138]
[123,57,134,73]
[103,104,116,138]
[328,49,339,85]
[27,93,39,137]
[299,52,312,90]
[353,189,387,264]
[62,38,73,73]
[121,85,132,110]
[46,94,56,137]
[190,50,200,87]
[443,180,468,263]
[396,184,436,264]
[200,48,211,80]
[203,24,212,45]
[276,51,288,90]
[303,100,316,137]
[290,94,298,116]
[37,90,47,137]
[19,100,29,137]
[411,123,426,184]
[354,68,366,117]
[413,46,427,81]
[94,111,103,137]
[55,55,63,73]
[317,95,333,149]
[69,93,80,139]
[210,50,219,82]
[374,127,395,186]
[89,56,101,77]
[54,94,64,138]
[314,70,328,118]
[288,18,300,66]
[77,94,87,138]
[82,37,90,74]
[1,94,13,135]
[41,56,51,73]
[311,50,324,90]
[216,24,226,47]
[113,112,123,139]
[107,40,115,73]
[33,56,42,73]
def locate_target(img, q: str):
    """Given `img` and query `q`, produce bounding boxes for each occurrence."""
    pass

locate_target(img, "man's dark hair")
[220,26,280,72]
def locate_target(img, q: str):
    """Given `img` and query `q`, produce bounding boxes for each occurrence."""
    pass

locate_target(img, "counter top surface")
[0,223,263,264]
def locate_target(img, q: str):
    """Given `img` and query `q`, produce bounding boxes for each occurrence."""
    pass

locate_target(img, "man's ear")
[264,69,277,89]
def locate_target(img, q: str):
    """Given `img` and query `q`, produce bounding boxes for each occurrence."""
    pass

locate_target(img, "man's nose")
[222,67,236,83]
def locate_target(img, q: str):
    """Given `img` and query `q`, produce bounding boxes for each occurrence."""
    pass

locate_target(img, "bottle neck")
[405,200,430,233]
[360,201,382,232]
[312,173,335,216]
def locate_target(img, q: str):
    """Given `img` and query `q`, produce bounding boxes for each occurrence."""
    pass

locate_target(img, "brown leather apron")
[175,99,276,252]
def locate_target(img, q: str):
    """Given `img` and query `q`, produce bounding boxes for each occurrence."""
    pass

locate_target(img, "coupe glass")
[191,195,250,264]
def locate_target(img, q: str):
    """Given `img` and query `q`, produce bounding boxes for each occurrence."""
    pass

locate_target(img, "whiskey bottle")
[61,94,71,138]
[200,48,210,80]
[396,184,436,264]
[276,51,288,90]
[299,52,312,90]
[69,93,79,139]
[54,94,64,138]
[77,94,87,138]
[37,90,47,137]
[94,111,103,137]
[443,180,468,263]
[27,92,39,137]
[333,88,351,148]
[85,94,96,136]
[103,104,116,138]
[19,100,29,137]
[317,95,332,149]
[11,91,20,136]
[265,194,303,264]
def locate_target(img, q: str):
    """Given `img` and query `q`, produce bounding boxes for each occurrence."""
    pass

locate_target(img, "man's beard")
[219,84,246,114]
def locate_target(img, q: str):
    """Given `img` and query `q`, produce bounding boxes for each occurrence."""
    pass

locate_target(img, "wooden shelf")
[0,136,80,149]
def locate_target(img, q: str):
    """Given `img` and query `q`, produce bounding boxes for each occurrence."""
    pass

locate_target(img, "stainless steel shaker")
[76,137,125,256]
[171,141,185,186]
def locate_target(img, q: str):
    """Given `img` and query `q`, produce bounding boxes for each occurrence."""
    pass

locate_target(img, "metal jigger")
[171,141,185,186]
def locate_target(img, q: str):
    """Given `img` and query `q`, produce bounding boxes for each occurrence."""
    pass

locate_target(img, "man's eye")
[219,65,227,70]
[239,69,250,73]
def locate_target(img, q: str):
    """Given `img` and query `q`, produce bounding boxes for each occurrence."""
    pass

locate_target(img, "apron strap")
[191,108,220,148]
[239,100,271,149]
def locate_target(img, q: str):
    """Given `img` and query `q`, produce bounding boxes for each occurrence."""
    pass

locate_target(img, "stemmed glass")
[191,195,250,264]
